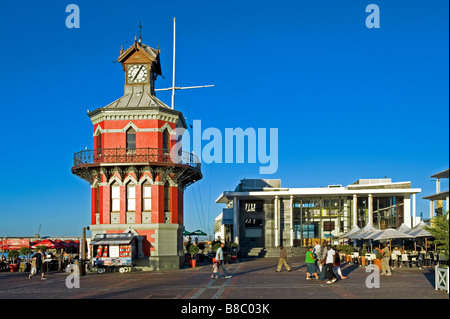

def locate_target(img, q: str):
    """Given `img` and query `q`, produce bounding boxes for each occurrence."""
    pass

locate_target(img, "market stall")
[90,233,136,273]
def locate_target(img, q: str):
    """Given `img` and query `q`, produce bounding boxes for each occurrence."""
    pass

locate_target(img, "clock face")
[127,64,149,84]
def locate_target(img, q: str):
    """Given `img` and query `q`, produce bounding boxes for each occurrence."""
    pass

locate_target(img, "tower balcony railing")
[73,147,201,171]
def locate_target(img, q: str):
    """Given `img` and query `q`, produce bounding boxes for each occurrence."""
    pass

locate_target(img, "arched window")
[164,182,171,212]
[111,182,120,212]
[96,133,102,149]
[127,183,136,212]
[126,127,136,151]
[142,182,152,212]
[163,129,169,153]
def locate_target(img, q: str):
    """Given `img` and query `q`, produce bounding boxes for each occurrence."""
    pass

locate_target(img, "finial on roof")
[120,45,123,54]
[134,35,137,43]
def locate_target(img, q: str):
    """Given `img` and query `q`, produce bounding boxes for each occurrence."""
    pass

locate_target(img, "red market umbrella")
[32,239,56,249]
[53,240,68,249]
[64,240,79,248]
[1,245,21,250]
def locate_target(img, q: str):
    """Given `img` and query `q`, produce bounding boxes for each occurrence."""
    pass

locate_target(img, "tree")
[19,247,32,261]
[424,210,449,258]
[189,244,199,258]
[7,250,20,261]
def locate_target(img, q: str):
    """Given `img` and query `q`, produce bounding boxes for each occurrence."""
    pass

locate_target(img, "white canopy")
[338,225,360,239]
[405,221,433,237]
[366,228,413,241]
[348,224,381,240]
[396,223,411,233]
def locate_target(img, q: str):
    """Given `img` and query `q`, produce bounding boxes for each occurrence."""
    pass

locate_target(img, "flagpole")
[171,17,176,109]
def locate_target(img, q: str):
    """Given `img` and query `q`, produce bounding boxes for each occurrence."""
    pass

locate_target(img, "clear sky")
[0,0,448,237]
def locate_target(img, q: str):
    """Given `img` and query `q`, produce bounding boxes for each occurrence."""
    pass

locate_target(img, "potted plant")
[7,250,20,272]
[189,245,199,268]
[19,247,32,272]
[230,243,239,262]
[341,245,350,263]
[197,243,206,262]
[360,245,367,266]
[373,248,382,269]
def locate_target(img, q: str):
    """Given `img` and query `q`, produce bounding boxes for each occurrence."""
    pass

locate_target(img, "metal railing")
[73,147,201,170]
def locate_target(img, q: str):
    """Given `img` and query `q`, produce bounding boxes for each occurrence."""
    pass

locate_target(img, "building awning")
[91,239,133,245]
[423,190,449,201]
[90,233,134,245]
[430,169,449,179]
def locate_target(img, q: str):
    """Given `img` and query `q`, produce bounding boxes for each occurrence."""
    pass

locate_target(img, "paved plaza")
[0,257,447,300]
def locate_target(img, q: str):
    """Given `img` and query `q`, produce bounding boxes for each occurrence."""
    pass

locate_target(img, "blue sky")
[0,0,448,237]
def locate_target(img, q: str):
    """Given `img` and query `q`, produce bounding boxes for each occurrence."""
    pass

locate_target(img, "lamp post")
[80,226,90,276]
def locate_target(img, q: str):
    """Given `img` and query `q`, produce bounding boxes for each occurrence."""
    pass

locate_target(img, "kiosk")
[91,233,136,273]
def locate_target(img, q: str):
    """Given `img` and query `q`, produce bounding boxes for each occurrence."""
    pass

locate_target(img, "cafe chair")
[400,254,409,268]
[365,253,373,265]
[353,252,359,264]
[391,253,398,268]
[410,255,418,268]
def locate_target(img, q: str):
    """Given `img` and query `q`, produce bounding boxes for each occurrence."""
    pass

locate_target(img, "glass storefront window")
[293,197,352,242]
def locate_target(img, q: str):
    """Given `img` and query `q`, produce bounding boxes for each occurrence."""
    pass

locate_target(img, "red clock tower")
[72,37,202,270]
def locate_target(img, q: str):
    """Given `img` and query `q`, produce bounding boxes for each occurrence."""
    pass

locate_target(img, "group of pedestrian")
[310,241,347,284]
[29,249,46,280]
[272,241,347,284]
[28,248,71,281]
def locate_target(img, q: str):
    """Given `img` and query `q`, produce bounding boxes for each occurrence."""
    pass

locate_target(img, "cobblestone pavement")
[0,258,447,300]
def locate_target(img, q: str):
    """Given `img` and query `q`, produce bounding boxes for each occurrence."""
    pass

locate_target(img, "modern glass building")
[215,178,421,252]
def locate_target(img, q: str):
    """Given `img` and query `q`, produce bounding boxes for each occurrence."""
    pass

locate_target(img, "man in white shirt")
[325,243,337,284]
[216,243,231,278]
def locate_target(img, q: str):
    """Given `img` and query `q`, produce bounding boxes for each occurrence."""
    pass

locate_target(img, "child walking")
[210,261,219,279]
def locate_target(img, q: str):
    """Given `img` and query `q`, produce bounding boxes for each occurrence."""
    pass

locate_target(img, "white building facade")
[215,178,421,252]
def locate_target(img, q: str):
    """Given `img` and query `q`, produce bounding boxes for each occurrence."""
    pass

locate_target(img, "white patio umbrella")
[409,228,432,238]
[338,225,360,239]
[366,228,414,252]
[348,224,381,240]
[366,228,413,241]
[396,223,411,234]
[405,221,428,234]
[408,227,433,253]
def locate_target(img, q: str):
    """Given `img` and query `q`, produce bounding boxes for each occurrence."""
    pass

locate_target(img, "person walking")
[305,246,319,280]
[57,248,64,271]
[332,245,347,280]
[324,243,337,284]
[63,250,71,270]
[313,241,322,272]
[381,243,392,276]
[318,241,328,280]
[216,243,231,278]
[29,249,46,280]
[210,261,219,279]
[276,245,292,272]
